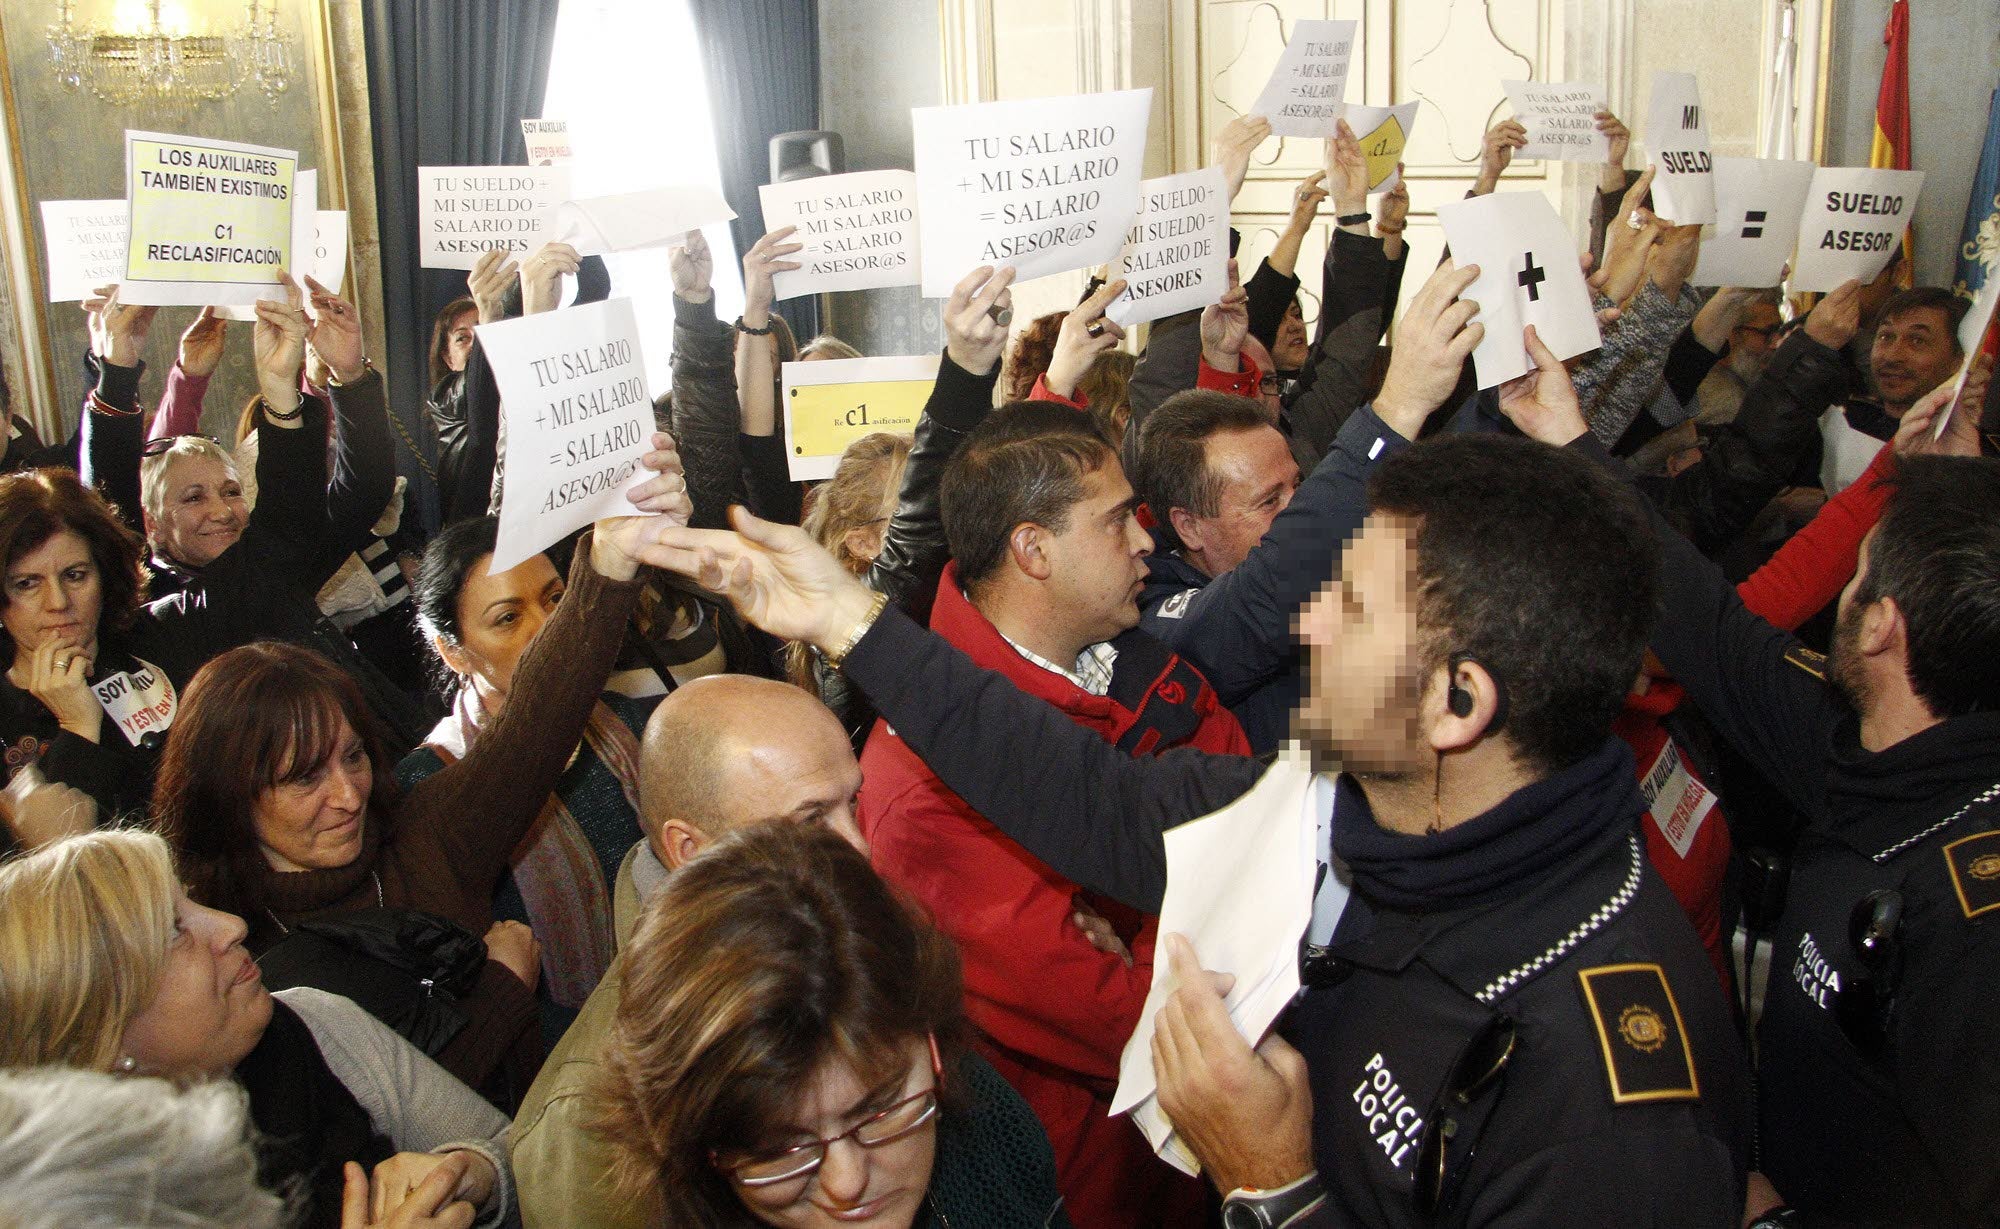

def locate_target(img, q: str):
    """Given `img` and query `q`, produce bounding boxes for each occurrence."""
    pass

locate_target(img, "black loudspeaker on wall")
[770,131,845,183]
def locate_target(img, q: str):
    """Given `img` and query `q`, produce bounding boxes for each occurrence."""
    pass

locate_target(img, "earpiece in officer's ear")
[1447,652,1477,718]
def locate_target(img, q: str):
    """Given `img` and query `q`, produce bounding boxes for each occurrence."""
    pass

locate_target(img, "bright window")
[542,0,744,395]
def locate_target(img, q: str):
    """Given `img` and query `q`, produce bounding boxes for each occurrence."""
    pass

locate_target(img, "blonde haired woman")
[0,830,514,1229]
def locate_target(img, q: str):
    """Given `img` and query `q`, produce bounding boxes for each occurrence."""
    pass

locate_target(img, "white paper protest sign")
[1502,81,1610,162]
[478,298,656,574]
[120,130,298,306]
[1341,102,1419,193]
[89,657,177,749]
[1790,167,1924,294]
[912,89,1152,297]
[782,355,938,481]
[419,166,569,270]
[218,168,315,321]
[758,170,920,298]
[40,200,128,303]
[1434,192,1601,388]
[520,119,571,166]
[1645,73,1716,225]
[1106,168,1228,327]
[1251,20,1357,138]
[1112,746,1321,1177]
[310,209,350,293]
[1938,273,2000,438]
[554,186,736,257]
[1691,157,1815,289]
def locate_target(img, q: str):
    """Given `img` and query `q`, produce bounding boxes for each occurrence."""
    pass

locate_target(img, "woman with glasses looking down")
[596,819,1070,1228]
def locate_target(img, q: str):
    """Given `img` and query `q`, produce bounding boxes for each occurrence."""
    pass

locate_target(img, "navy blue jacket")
[1138,402,1410,751]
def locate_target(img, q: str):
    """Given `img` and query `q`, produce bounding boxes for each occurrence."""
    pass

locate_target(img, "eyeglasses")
[1834,889,1902,1058]
[1411,1014,1517,1217]
[141,433,219,458]
[711,1035,944,1190]
[1733,322,1784,341]
[1258,374,1284,395]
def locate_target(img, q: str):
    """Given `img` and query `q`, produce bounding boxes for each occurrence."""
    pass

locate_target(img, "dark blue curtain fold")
[361,0,562,534]
[687,0,822,340]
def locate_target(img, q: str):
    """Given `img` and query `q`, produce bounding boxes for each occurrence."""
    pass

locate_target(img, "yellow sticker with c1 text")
[782,355,938,482]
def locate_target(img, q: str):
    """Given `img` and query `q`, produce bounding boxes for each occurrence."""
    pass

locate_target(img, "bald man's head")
[639,675,867,868]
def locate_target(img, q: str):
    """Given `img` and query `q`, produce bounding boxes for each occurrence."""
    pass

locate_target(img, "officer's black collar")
[1822,709,2000,858]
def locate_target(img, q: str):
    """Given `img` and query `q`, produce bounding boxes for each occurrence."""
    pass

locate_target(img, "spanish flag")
[1872,0,1914,286]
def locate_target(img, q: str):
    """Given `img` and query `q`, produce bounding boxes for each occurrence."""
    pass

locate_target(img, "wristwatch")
[1746,1209,1804,1229]
[1221,1173,1326,1229]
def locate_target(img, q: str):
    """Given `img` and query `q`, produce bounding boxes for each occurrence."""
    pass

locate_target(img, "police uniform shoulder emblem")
[1783,643,1827,680]
[1577,963,1700,1105]
[1943,829,2000,920]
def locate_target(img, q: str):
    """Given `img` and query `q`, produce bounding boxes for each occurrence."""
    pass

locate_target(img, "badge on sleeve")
[1944,830,2000,920]
[1577,963,1700,1105]
[1783,644,1827,680]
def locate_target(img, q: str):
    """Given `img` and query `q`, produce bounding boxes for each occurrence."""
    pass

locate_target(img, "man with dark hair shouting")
[625,266,1753,1227]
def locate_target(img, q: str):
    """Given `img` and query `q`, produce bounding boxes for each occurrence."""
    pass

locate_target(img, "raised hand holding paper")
[520,119,572,166]
[758,170,920,298]
[912,89,1151,296]
[783,355,938,481]
[555,186,736,257]
[1937,272,2000,439]
[1434,192,1600,387]
[1251,20,1357,138]
[1341,103,1418,193]
[1790,167,1925,293]
[120,130,297,306]
[40,200,127,303]
[1691,157,1815,289]
[1502,81,1610,162]
[1106,167,1228,327]
[479,298,656,574]
[1645,73,1716,225]
[419,166,568,270]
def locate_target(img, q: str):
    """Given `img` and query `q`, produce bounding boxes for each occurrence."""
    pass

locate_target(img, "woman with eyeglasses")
[595,819,1069,1229]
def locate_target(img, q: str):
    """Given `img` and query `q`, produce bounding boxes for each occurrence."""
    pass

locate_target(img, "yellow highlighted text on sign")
[121,129,297,306]
[1342,102,1419,194]
[782,356,940,481]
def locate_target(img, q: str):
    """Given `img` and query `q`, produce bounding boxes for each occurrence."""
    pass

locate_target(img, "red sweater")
[859,565,1248,1229]
[1621,438,1896,987]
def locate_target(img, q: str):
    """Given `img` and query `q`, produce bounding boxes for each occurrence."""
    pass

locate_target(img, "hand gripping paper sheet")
[1111,745,1326,1176]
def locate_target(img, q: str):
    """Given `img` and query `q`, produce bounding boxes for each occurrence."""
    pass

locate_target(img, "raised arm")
[77,286,156,531]
[868,266,1014,624]
[668,229,752,529]
[304,276,394,554]
[149,308,226,444]
[622,508,1262,911]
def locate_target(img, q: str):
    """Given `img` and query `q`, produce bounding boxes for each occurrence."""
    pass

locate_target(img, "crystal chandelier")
[47,0,299,108]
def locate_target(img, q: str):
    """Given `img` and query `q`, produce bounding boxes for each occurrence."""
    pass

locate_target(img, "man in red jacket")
[860,402,1249,1229]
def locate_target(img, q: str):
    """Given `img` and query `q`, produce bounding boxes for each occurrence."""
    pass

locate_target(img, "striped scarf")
[424,689,641,1008]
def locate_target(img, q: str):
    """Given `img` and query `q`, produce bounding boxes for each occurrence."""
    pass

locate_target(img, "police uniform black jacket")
[837,605,1752,1226]
[1612,441,2000,1226]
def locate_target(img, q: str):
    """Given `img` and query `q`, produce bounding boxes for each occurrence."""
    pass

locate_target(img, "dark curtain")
[687,0,822,341]
[362,1,562,535]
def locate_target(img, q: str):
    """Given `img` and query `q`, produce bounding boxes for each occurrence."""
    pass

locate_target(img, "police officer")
[623,377,1756,1223]
[1496,334,2000,1224]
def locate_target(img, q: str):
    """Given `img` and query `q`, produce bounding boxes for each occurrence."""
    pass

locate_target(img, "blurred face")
[119,888,272,1079]
[252,717,372,872]
[718,705,869,854]
[444,308,478,374]
[1293,512,1431,774]
[3,530,102,663]
[1274,299,1310,370]
[1038,462,1151,650]
[1870,307,1959,413]
[150,455,246,568]
[1727,303,1784,379]
[725,1036,938,1229]
[440,551,564,710]
[1176,426,1300,578]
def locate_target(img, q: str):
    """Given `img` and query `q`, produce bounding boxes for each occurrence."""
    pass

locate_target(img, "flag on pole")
[1871,0,1914,286]
[1956,86,2000,301]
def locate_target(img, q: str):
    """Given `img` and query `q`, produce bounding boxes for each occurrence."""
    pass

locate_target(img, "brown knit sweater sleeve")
[382,533,643,934]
